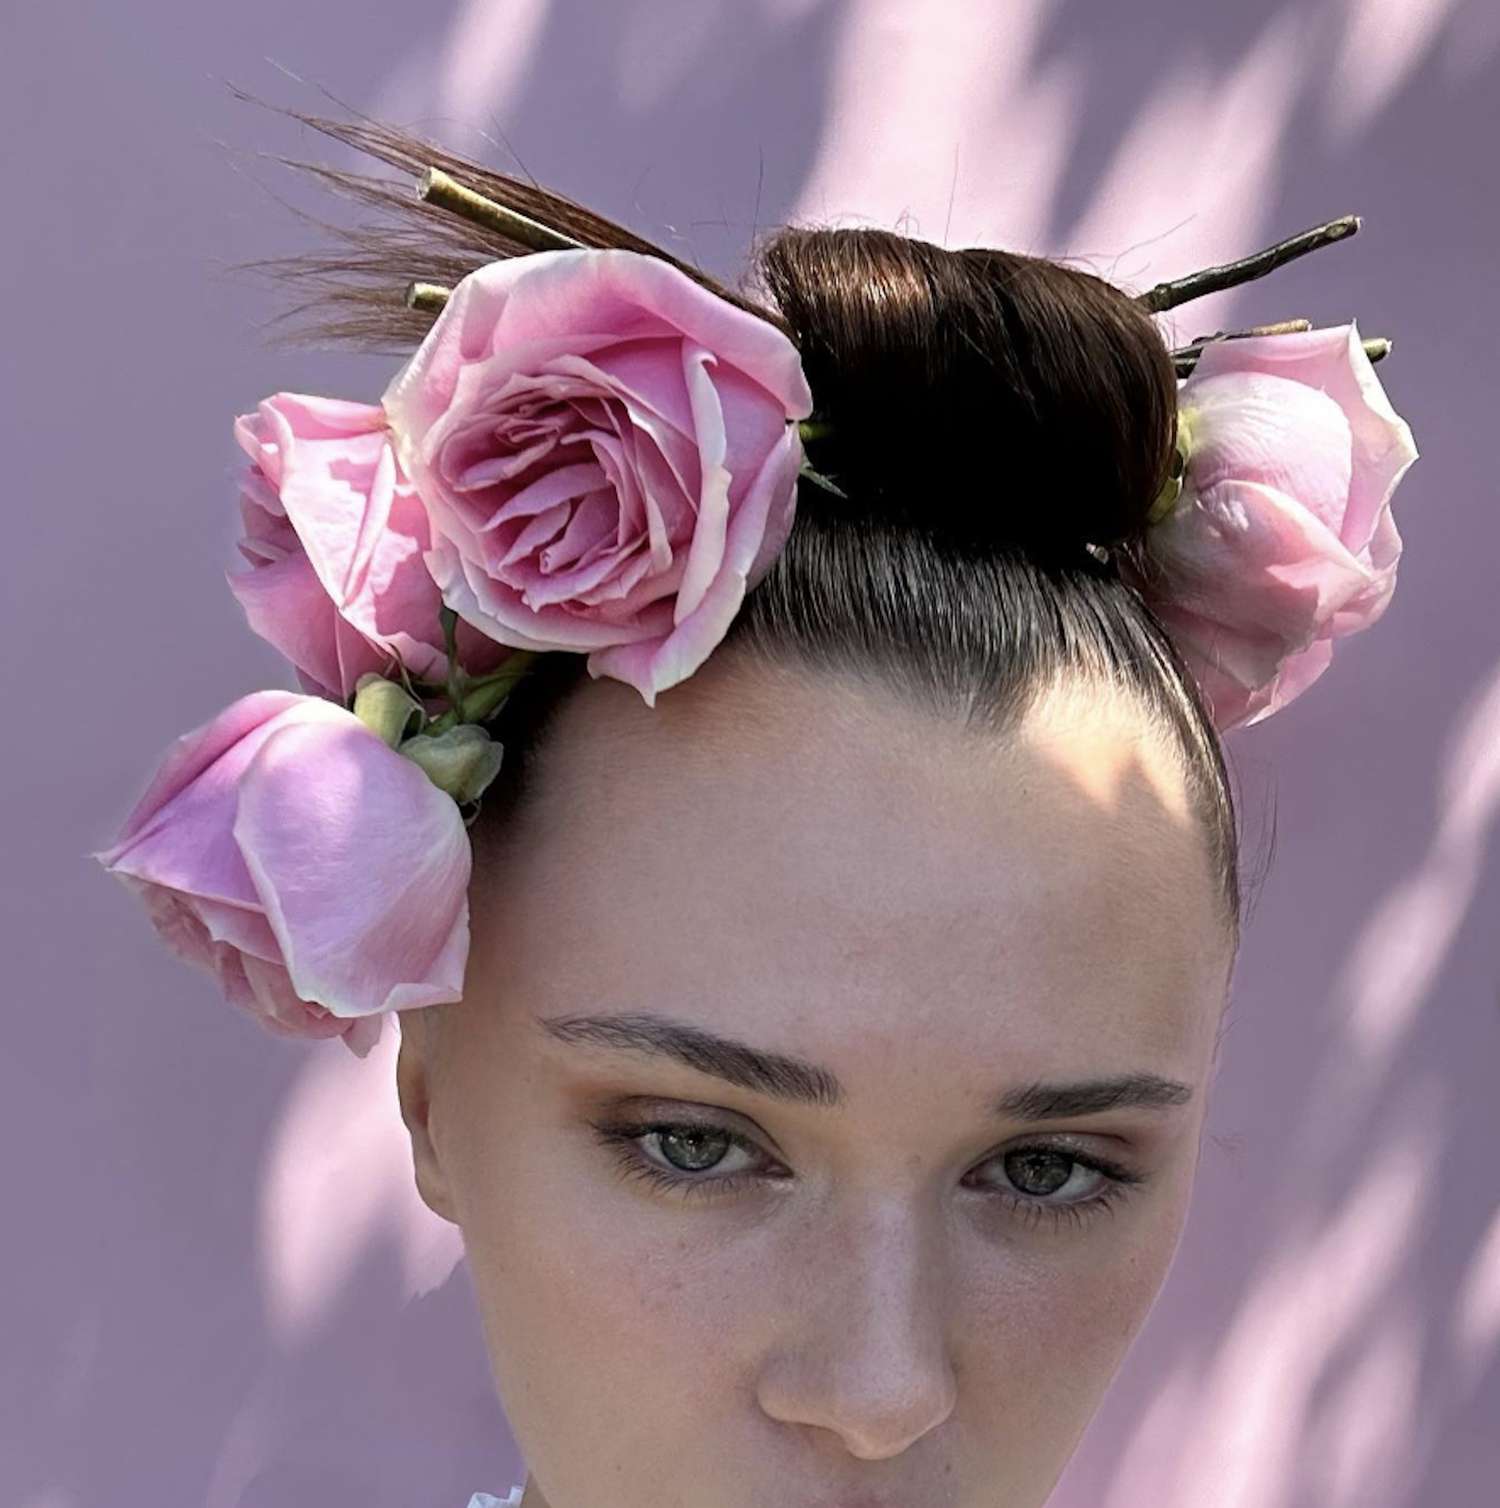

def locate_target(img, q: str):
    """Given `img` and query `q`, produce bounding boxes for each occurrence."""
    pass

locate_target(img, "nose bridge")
[756,1184,960,1460]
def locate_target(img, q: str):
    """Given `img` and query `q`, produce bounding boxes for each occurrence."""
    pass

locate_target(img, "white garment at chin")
[467,1489,525,1507]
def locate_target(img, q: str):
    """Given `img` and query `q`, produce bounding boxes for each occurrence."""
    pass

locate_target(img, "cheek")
[442,1070,730,1384]
[457,1166,762,1507]
[466,1170,753,1395]
[958,1164,1197,1427]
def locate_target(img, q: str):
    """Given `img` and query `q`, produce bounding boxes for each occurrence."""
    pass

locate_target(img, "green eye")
[589,1114,1150,1232]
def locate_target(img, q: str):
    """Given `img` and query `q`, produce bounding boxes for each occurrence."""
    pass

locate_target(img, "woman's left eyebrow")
[531,1010,1193,1120]
[994,1073,1193,1120]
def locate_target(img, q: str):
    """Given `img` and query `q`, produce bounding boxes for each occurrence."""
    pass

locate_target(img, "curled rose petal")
[234,717,470,1016]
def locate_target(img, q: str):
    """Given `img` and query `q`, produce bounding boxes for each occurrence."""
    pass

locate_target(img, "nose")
[755,1192,959,1460]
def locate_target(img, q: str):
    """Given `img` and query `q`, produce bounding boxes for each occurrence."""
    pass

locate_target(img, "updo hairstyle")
[229,95,1245,943]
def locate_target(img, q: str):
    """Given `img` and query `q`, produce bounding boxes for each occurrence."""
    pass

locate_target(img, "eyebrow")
[532,1011,1194,1121]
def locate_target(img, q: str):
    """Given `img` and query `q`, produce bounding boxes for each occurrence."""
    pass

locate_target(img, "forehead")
[475,656,1231,1080]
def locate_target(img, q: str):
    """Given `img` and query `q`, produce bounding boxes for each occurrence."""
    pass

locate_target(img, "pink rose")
[380,249,815,704]
[93,691,472,1055]
[1123,322,1419,731]
[229,394,508,701]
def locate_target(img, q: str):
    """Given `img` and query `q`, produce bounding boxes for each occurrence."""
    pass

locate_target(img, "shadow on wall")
[19,1,1497,1506]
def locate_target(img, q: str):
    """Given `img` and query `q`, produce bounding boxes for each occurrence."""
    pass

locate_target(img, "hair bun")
[756,228,1178,554]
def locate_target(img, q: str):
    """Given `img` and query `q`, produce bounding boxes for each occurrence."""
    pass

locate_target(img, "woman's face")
[398,654,1234,1508]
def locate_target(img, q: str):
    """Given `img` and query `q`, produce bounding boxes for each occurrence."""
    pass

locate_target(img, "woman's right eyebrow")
[531,1010,1193,1121]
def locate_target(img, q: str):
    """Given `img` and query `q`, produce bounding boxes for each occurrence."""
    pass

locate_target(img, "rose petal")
[227,552,379,702]
[1182,371,1354,538]
[1240,636,1337,729]
[382,252,813,438]
[588,422,802,702]
[95,691,307,857]
[1144,479,1377,643]
[673,342,733,625]
[232,714,472,1017]
[425,535,669,654]
[231,394,504,698]
[1189,322,1419,559]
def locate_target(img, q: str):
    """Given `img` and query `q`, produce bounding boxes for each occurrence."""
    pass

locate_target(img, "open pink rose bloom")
[380,249,815,705]
[1121,322,1419,732]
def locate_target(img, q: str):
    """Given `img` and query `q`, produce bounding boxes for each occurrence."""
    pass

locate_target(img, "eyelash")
[587,1116,1147,1233]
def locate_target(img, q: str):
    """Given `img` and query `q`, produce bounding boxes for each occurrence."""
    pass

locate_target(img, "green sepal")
[799,462,848,501]
[352,674,427,749]
[1146,412,1193,526]
[398,723,505,805]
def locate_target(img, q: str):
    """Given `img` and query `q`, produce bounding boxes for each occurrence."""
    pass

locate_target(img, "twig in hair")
[417,167,585,252]
[1171,323,1390,378]
[1169,317,1311,363]
[1137,215,1361,314]
[406,281,452,313]
[1203,318,1315,338]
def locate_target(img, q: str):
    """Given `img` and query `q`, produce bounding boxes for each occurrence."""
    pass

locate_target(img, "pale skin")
[397,650,1236,1508]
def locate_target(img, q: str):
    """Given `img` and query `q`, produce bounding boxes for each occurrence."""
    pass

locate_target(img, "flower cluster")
[94,242,1418,1053]
[95,250,813,1053]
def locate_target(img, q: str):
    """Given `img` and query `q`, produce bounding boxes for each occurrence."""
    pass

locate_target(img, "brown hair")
[224,88,1250,949]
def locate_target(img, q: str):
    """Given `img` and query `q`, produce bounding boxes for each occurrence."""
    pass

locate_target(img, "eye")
[995,1147,1105,1200]
[590,1118,773,1204]
[588,1113,1149,1229]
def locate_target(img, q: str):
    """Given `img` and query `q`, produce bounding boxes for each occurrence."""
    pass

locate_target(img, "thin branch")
[407,281,452,312]
[1138,215,1361,314]
[417,167,585,252]
[1171,321,1391,377]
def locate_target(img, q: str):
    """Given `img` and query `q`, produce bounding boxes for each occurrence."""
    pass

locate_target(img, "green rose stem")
[438,606,465,703]
[422,603,545,732]
[457,652,540,723]
[1137,214,1361,314]
[374,645,425,704]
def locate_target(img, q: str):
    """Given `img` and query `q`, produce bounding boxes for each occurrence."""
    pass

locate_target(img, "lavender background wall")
[5,2,1497,1505]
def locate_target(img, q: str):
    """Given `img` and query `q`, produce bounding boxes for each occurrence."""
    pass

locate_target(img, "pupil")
[660,1128,728,1173]
[1006,1150,1073,1196]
